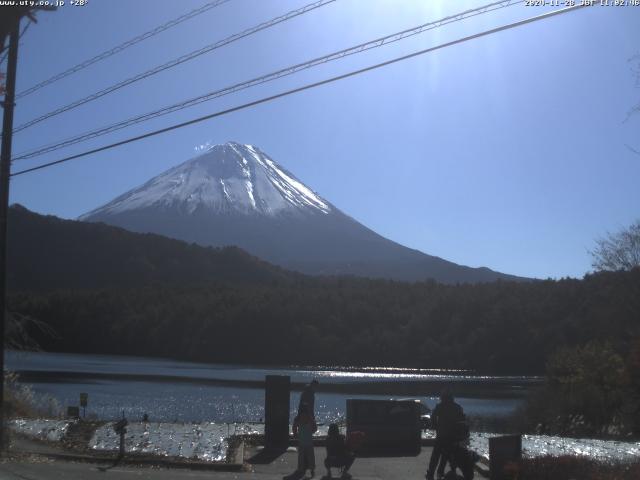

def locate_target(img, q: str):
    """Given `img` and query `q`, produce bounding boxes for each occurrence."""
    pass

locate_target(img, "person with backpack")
[426,389,465,480]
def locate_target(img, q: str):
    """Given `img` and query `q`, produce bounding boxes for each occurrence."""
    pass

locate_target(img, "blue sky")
[4,0,640,279]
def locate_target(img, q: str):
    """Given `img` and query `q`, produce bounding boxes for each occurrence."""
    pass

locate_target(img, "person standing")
[291,405,317,478]
[298,379,319,415]
[426,390,465,480]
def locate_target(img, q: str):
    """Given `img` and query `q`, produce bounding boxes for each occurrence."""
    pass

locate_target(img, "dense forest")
[9,270,640,375]
[7,205,640,375]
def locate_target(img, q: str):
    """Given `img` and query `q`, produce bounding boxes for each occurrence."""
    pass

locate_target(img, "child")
[292,406,317,477]
[324,423,355,479]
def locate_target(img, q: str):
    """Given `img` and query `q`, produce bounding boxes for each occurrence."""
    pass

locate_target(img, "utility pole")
[0,15,20,451]
[0,5,55,450]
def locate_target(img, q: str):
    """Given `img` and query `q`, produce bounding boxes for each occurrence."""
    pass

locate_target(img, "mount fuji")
[80,142,523,283]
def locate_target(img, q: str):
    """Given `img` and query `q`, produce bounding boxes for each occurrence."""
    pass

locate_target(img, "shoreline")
[13,369,541,399]
[10,418,640,465]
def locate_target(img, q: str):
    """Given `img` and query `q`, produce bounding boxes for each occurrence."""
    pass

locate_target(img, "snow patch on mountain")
[80,142,331,219]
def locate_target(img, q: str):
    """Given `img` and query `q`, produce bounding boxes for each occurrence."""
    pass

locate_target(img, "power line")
[12,0,337,133]
[13,0,524,162]
[10,4,591,178]
[15,0,232,99]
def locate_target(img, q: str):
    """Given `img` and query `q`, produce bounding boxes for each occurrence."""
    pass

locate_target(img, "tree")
[591,220,640,272]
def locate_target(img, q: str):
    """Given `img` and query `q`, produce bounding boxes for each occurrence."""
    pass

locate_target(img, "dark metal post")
[119,430,125,458]
[0,17,21,451]
[114,412,128,460]
[489,434,522,480]
[264,375,290,450]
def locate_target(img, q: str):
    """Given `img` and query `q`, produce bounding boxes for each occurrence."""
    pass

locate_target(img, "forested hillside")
[7,204,295,291]
[8,205,639,374]
[10,269,640,374]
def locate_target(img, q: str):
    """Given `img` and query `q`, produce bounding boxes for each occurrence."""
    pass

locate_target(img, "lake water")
[6,350,538,425]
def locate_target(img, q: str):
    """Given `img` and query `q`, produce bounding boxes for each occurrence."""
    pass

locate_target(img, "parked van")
[346,398,425,454]
[395,397,432,430]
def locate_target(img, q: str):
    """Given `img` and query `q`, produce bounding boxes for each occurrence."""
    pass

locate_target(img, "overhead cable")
[13,0,337,133]
[15,0,232,99]
[10,4,591,178]
[13,0,523,161]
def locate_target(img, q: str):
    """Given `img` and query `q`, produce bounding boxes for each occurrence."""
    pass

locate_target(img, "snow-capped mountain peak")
[79,141,524,283]
[80,142,331,219]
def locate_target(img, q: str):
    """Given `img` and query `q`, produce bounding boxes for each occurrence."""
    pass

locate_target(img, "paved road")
[0,446,435,480]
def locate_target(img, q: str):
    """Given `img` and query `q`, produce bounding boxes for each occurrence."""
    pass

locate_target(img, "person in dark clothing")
[324,423,355,479]
[447,442,479,480]
[292,406,317,478]
[426,390,465,480]
[298,379,319,415]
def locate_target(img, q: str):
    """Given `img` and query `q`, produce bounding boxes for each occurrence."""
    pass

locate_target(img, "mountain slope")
[7,204,293,292]
[80,142,525,283]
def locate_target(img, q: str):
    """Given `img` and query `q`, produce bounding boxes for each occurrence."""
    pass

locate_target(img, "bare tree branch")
[5,311,57,351]
[590,220,640,271]
[626,143,640,156]
[624,54,640,122]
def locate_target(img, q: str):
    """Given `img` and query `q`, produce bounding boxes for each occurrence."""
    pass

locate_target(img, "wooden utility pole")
[0,14,20,451]
[0,4,56,450]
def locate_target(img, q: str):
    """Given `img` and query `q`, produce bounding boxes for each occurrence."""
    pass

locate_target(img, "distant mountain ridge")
[80,141,526,283]
[7,204,293,292]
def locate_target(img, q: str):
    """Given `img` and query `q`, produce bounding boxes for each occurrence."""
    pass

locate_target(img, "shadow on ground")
[247,446,288,464]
